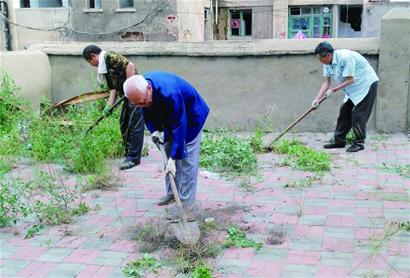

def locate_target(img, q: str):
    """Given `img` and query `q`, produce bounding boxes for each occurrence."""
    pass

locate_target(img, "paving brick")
[0,259,30,276]
[64,249,101,264]
[294,225,324,238]
[46,262,84,277]
[388,255,410,271]
[9,246,47,261]
[17,261,56,277]
[286,250,320,265]
[289,238,322,251]
[76,265,115,278]
[281,264,316,278]
[36,248,73,263]
[316,265,351,277]
[247,261,283,277]
[319,252,353,267]
[252,247,288,262]
[299,215,326,226]
[92,251,129,266]
[324,227,354,239]
[326,215,356,227]
[216,259,251,275]
[323,238,354,253]
[0,245,17,259]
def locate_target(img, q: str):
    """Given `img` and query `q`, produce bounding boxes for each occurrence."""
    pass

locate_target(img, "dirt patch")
[130,203,249,273]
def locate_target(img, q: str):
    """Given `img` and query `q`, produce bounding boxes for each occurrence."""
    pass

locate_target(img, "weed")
[0,157,13,178]
[346,130,355,144]
[249,128,265,153]
[0,180,32,227]
[80,174,119,192]
[122,254,162,277]
[0,72,123,174]
[266,229,286,245]
[272,139,330,173]
[284,175,322,189]
[25,223,44,239]
[371,133,389,142]
[224,225,262,250]
[380,163,410,179]
[200,130,257,176]
[191,264,212,278]
[171,243,221,274]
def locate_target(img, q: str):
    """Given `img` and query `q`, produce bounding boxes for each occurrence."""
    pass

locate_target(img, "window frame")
[229,9,252,38]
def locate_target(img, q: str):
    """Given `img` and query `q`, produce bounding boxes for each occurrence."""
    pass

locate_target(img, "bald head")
[123,75,152,107]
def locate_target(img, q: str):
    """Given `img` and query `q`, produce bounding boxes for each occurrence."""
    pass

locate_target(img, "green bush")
[0,71,123,174]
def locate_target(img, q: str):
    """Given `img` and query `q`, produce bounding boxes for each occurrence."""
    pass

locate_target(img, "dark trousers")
[334,82,377,145]
[120,100,145,162]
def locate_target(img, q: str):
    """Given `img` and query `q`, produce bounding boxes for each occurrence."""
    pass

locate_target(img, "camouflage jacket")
[105,51,137,96]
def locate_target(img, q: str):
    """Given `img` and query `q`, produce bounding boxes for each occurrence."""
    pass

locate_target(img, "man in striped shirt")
[312,42,379,152]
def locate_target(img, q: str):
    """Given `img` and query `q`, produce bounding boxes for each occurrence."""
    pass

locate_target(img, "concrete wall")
[70,0,177,42]
[362,2,410,37]
[14,8,71,50]
[27,38,381,132]
[376,8,410,132]
[0,50,51,112]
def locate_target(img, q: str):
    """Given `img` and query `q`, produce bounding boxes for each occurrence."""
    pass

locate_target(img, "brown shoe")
[157,195,175,206]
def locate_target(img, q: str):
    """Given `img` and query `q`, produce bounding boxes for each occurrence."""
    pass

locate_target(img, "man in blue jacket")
[123,72,210,209]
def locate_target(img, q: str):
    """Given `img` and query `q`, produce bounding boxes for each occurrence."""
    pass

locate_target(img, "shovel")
[153,139,200,245]
[266,93,330,150]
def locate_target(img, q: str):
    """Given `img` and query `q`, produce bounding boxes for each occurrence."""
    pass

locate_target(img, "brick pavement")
[0,132,409,277]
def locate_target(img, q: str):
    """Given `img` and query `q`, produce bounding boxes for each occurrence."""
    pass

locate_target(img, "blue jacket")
[143,71,209,159]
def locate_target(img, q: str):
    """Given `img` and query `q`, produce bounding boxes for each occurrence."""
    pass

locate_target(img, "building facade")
[1,0,409,50]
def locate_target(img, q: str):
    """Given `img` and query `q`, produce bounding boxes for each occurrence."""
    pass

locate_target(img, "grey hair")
[123,75,148,97]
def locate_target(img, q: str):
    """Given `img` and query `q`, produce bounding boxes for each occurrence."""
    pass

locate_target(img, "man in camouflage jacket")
[83,45,144,170]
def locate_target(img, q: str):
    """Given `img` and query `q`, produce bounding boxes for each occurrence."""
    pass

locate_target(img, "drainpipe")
[215,0,218,25]
[0,0,11,51]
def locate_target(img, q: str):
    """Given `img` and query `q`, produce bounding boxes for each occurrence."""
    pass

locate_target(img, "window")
[89,0,101,9]
[288,6,332,38]
[230,10,252,37]
[119,0,133,8]
[340,5,362,32]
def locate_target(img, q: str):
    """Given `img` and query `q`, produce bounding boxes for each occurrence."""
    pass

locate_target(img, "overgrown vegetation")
[224,225,262,250]
[0,71,123,174]
[272,139,331,173]
[200,129,266,176]
[123,254,162,277]
[380,163,410,179]
[0,170,90,237]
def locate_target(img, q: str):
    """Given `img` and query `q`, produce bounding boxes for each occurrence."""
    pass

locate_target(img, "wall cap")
[28,38,379,56]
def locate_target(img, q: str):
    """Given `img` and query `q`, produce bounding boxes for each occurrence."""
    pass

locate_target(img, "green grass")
[272,139,331,173]
[380,163,410,179]
[224,225,262,250]
[200,130,259,176]
[123,254,162,277]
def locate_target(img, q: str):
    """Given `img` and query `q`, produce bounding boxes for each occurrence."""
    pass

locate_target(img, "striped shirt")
[323,49,379,105]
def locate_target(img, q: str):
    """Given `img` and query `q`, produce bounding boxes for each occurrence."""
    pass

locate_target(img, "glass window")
[301,7,311,15]
[89,0,101,9]
[290,7,300,15]
[119,0,133,8]
[230,10,252,37]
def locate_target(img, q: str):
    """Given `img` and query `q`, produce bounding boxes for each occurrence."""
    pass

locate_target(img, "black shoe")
[157,195,175,206]
[346,143,364,152]
[119,160,140,170]
[323,142,346,149]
